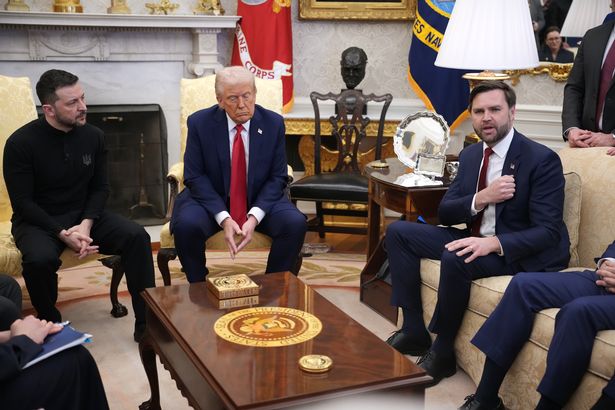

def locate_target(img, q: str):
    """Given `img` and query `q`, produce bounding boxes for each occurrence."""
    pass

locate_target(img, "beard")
[474,121,511,146]
[55,111,87,129]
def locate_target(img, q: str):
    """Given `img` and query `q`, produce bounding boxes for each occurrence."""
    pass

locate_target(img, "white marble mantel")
[0,11,239,76]
[0,11,243,164]
[0,11,238,28]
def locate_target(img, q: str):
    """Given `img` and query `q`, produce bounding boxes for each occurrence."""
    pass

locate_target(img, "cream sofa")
[419,147,615,409]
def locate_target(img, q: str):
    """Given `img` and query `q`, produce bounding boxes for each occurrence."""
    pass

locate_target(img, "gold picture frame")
[299,0,416,21]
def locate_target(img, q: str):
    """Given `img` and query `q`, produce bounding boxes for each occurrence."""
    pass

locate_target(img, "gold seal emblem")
[214,307,322,347]
[298,354,333,373]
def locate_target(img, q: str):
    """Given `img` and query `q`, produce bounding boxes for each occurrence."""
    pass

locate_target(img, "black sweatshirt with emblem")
[3,117,109,234]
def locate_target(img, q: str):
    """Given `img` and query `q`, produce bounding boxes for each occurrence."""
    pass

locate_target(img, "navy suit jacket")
[438,130,570,272]
[562,20,615,135]
[177,104,295,219]
[599,241,615,262]
[539,46,574,63]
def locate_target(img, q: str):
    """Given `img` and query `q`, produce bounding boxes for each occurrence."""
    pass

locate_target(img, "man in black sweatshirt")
[3,69,155,342]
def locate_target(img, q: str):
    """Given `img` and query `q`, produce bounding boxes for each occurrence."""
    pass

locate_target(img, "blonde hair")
[215,66,256,98]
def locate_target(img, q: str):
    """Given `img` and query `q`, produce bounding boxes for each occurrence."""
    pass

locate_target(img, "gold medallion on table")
[299,354,333,373]
[214,307,322,347]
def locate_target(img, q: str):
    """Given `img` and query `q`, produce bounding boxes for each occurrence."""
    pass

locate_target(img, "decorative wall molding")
[29,31,109,60]
[0,11,239,29]
[0,11,238,75]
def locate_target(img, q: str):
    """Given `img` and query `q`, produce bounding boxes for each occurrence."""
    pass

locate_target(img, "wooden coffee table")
[138,272,430,409]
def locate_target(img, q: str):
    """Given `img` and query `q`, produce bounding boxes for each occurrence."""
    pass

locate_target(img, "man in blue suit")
[171,66,306,283]
[460,241,615,410]
[385,81,570,383]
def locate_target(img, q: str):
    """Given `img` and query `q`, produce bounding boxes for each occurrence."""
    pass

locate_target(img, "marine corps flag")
[408,0,469,131]
[231,0,293,113]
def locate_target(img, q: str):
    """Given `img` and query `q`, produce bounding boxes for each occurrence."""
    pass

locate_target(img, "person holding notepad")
[0,275,109,410]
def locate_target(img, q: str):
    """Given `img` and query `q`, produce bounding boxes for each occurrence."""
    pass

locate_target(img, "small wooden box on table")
[138,272,430,409]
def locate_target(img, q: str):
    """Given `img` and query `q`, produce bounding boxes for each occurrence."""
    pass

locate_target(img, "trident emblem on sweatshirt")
[82,154,92,166]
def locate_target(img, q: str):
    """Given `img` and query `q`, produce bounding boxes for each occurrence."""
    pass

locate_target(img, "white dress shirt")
[471,127,515,238]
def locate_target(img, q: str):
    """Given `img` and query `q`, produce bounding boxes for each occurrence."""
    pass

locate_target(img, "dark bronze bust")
[340,47,367,90]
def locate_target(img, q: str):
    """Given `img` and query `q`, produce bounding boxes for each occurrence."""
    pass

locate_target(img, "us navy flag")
[408,0,469,131]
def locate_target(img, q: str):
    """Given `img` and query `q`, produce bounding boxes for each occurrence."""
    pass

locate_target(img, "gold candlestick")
[108,0,131,14]
[53,0,83,12]
[4,0,30,11]
[193,0,224,15]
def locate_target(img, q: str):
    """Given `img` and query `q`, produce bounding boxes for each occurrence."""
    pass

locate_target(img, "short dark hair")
[35,69,79,105]
[468,80,516,111]
[544,26,562,38]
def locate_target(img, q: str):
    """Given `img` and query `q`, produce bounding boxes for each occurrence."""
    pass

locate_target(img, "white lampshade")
[435,0,539,71]
[560,0,612,37]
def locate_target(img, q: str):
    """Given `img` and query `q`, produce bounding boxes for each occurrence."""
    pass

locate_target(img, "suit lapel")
[466,142,484,194]
[214,107,231,198]
[247,108,263,201]
[497,131,522,220]
[589,21,615,93]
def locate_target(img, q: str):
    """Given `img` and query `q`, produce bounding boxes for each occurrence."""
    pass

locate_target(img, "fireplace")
[87,104,168,226]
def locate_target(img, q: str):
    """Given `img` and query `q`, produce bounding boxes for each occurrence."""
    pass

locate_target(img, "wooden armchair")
[0,75,127,317]
[157,75,299,283]
[290,89,393,237]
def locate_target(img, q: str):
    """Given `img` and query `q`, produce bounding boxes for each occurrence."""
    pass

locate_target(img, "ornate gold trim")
[284,117,398,137]
[299,0,415,21]
[505,63,572,86]
[298,134,395,176]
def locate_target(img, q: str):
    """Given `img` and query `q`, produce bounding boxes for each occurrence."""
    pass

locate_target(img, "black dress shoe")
[459,394,505,410]
[385,330,431,356]
[416,349,456,384]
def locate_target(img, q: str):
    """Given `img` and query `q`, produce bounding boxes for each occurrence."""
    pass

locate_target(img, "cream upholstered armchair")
[157,75,298,283]
[0,75,128,317]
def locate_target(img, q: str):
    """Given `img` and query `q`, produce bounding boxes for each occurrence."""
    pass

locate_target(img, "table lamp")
[434,0,539,86]
[561,0,612,38]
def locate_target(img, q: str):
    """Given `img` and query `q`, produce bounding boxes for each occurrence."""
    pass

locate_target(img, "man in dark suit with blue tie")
[171,66,306,283]
[459,241,615,410]
[385,81,570,383]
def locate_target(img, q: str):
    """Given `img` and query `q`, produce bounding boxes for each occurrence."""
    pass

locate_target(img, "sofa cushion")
[530,308,615,381]
[559,147,615,268]
[0,221,22,276]
[562,172,582,268]
[421,258,511,319]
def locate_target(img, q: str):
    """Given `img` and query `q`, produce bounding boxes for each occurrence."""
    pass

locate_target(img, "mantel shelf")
[0,11,239,29]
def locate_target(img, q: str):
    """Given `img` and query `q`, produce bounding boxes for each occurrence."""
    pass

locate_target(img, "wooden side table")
[361,158,450,323]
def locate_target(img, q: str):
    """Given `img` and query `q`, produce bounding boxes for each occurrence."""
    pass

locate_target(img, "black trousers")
[12,210,155,325]
[0,345,109,410]
[0,274,22,330]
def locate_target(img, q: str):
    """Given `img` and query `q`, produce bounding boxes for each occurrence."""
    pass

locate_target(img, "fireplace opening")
[37,104,169,226]
[88,104,168,226]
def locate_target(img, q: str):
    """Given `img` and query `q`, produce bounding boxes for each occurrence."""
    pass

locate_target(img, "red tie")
[471,147,493,237]
[596,40,615,130]
[230,124,247,226]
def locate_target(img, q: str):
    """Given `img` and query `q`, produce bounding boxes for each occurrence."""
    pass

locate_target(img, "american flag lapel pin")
[257,128,263,134]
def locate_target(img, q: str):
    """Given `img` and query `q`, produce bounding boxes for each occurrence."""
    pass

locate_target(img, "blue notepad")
[23,325,92,369]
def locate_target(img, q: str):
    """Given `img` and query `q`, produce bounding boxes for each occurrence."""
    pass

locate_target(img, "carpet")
[15,251,366,309]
